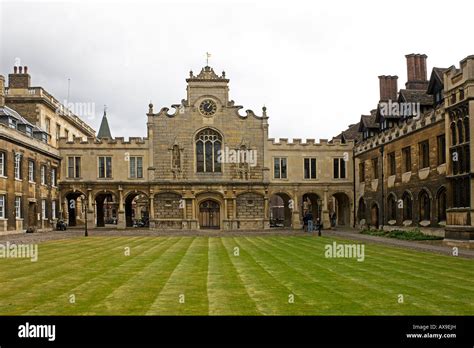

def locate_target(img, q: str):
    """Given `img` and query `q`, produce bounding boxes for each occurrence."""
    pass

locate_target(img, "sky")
[0,0,473,140]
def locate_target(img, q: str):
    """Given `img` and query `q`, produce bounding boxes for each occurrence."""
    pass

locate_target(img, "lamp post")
[317,198,322,236]
[81,194,88,237]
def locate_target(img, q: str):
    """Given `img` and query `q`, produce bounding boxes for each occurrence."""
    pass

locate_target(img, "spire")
[97,105,112,139]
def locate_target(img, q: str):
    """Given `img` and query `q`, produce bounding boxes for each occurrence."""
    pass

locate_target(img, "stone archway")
[65,191,86,227]
[332,192,351,227]
[301,193,322,221]
[95,191,118,227]
[125,191,149,227]
[371,203,379,229]
[269,193,292,228]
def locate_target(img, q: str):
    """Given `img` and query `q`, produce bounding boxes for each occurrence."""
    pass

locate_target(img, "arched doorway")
[269,193,292,228]
[301,193,321,220]
[65,191,85,227]
[199,200,220,229]
[387,193,397,223]
[95,192,118,227]
[332,192,351,226]
[437,187,447,223]
[371,203,379,228]
[419,189,431,222]
[125,192,149,227]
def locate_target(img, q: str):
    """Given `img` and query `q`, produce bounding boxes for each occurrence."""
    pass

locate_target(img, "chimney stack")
[405,53,428,90]
[8,65,31,89]
[378,75,398,102]
[0,75,5,107]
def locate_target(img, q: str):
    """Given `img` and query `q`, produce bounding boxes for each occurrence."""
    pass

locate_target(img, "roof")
[97,111,112,139]
[358,113,379,132]
[339,122,362,143]
[0,105,44,133]
[398,89,433,106]
[427,67,448,94]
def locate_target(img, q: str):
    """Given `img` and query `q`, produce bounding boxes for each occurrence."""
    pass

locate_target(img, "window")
[437,135,446,165]
[40,165,47,185]
[387,194,397,221]
[437,188,447,222]
[41,199,47,219]
[130,156,143,178]
[464,117,470,142]
[359,162,365,182]
[51,167,57,186]
[304,158,316,179]
[333,158,346,179]
[0,152,5,177]
[14,153,21,180]
[274,157,287,179]
[15,196,21,219]
[26,127,32,137]
[419,190,431,221]
[67,157,81,178]
[56,124,61,141]
[9,118,17,129]
[195,129,222,173]
[402,147,411,173]
[0,195,5,218]
[45,117,51,133]
[28,160,35,182]
[65,129,69,140]
[98,156,112,178]
[450,122,457,145]
[457,120,464,144]
[52,200,56,220]
[388,152,396,176]
[372,158,379,179]
[459,88,465,100]
[402,192,412,221]
[419,140,430,169]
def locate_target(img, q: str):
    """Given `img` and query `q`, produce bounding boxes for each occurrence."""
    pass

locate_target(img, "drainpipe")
[380,144,385,229]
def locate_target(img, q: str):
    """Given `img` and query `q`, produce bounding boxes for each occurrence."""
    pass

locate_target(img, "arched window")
[437,187,447,222]
[419,190,431,221]
[402,192,412,221]
[464,117,470,142]
[457,119,464,144]
[451,122,457,145]
[195,129,222,173]
[172,144,181,169]
[387,194,397,221]
[358,198,366,222]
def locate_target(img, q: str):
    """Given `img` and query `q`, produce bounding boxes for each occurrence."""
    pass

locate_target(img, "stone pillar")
[149,191,155,228]
[291,190,302,229]
[264,195,270,229]
[117,187,125,229]
[323,188,331,229]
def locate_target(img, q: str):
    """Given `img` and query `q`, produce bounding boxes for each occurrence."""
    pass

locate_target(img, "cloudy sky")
[0,0,472,140]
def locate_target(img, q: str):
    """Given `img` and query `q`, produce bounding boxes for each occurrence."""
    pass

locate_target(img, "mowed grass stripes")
[0,236,472,315]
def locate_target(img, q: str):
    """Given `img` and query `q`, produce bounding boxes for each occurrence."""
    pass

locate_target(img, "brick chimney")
[0,75,5,107]
[405,54,428,90]
[8,65,31,89]
[378,75,398,102]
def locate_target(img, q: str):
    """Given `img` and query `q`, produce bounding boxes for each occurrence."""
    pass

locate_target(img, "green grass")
[361,228,444,240]
[0,236,472,315]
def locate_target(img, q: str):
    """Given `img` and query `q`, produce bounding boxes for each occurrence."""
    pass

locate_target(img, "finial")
[222,71,226,78]
[148,101,154,114]
[189,70,193,78]
[103,104,107,116]
[262,105,267,116]
[206,52,211,66]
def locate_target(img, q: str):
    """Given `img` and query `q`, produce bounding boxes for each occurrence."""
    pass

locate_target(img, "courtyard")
[0,230,472,316]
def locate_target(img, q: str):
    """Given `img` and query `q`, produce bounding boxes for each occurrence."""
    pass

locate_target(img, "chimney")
[405,53,428,90]
[378,75,398,102]
[8,65,31,89]
[0,75,5,107]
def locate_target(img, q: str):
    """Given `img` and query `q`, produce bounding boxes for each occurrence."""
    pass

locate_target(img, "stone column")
[322,188,331,229]
[291,190,302,229]
[149,191,155,228]
[117,186,125,229]
[86,188,95,227]
[264,195,270,229]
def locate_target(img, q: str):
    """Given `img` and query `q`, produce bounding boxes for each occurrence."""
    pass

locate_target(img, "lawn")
[0,236,472,315]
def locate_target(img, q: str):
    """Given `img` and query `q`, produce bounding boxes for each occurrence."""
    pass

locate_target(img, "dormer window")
[9,118,17,129]
[25,127,32,137]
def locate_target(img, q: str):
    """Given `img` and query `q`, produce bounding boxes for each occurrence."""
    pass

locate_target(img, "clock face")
[199,99,217,116]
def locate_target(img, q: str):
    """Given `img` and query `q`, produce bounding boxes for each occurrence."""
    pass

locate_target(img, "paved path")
[325,229,474,259]
[1,227,473,258]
